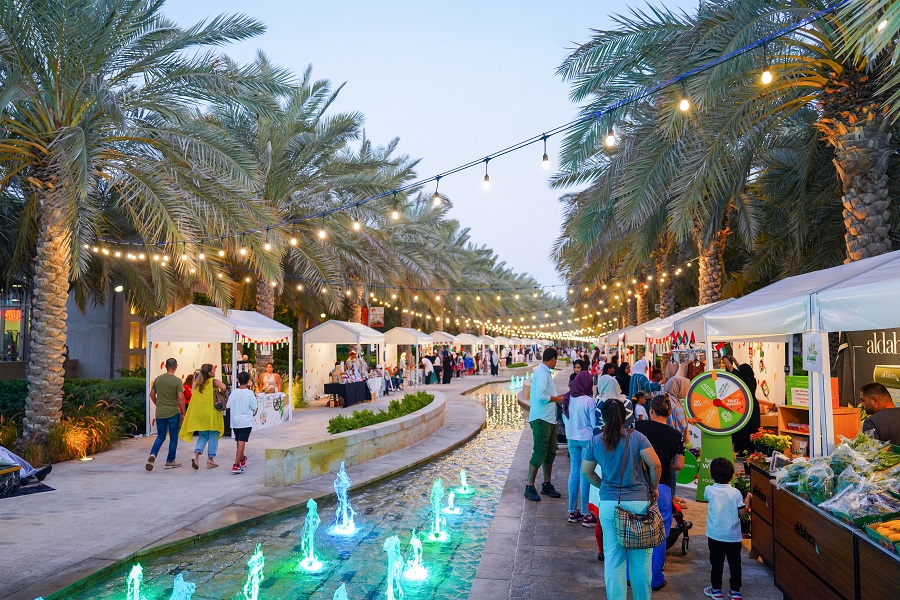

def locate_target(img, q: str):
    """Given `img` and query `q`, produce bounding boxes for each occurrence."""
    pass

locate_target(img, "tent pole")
[287,336,293,420]
[145,331,151,436]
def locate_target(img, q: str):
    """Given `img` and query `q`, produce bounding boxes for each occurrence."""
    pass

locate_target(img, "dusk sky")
[165,0,698,289]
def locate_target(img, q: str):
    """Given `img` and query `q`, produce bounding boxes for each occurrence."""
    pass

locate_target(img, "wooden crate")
[857,531,900,600]
[774,543,846,600]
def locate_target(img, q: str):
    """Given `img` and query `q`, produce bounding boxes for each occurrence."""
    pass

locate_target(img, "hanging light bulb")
[352,208,361,231]
[290,236,298,246]
[605,131,616,148]
[678,82,690,112]
[877,19,888,32]
[482,159,490,189]
[760,43,773,85]
[240,247,247,256]
[264,242,272,251]
[297,284,303,291]
[198,252,205,260]
[433,176,442,206]
[218,249,225,257]
[541,135,550,169]
[318,216,327,239]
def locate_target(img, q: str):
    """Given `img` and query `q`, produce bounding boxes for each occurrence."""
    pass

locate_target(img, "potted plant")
[749,428,791,456]
[740,511,752,538]
[733,472,751,500]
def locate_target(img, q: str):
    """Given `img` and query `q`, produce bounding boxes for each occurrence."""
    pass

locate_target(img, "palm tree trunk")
[255,279,275,371]
[434,315,444,332]
[656,254,675,318]
[399,311,413,359]
[23,208,69,443]
[626,297,636,326]
[834,111,893,261]
[695,224,727,306]
[348,284,364,323]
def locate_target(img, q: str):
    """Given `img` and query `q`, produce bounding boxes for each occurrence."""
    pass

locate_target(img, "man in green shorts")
[525,347,564,501]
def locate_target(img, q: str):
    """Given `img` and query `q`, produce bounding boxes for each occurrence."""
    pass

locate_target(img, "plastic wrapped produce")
[819,481,900,526]
[798,459,835,505]
[836,465,863,494]
[829,443,867,475]
[774,459,808,492]
[844,432,889,453]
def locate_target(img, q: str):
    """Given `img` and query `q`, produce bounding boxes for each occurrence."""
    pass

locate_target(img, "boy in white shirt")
[703,457,750,600]
[226,371,258,474]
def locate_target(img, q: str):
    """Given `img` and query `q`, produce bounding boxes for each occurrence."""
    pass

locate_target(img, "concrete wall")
[264,394,446,486]
[66,293,115,379]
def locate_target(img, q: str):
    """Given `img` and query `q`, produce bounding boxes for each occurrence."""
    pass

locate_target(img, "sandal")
[191,457,199,470]
[207,459,219,469]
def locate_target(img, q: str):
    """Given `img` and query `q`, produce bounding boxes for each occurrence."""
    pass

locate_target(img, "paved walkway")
[1,373,500,600]
[471,377,782,599]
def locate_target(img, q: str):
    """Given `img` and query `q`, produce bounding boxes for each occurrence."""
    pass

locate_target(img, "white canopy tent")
[509,337,524,345]
[493,336,511,345]
[703,250,900,455]
[303,320,384,402]
[646,300,735,363]
[383,327,432,373]
[145,305,293,435]
[480,334,497,348]
[429,330,456,345]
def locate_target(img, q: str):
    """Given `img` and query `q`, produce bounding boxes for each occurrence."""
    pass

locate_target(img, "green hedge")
[0,377,146,434]
[327,391,434,434]
[509,362,528,368]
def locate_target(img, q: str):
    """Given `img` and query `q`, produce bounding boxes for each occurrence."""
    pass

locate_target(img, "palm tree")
[0,0,278,442]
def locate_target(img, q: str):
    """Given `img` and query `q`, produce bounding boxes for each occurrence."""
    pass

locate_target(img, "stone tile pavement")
[0,373,499,600]
[472,382,783,600]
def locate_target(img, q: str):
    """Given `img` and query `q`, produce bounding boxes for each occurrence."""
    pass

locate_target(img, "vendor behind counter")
[860,382,900,445]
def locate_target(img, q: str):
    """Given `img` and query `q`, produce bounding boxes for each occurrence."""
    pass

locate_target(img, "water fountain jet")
[383,536,405,600]
[298,498,323,572]
[243,544,265,600]
[426,479,449,542]
[403,528,428,581]
[169,573,196,599]
[126,564,143,600]
[442,490,462,515]
[332,583,349,600]
[330,462,357,536]
[455,468,473,495]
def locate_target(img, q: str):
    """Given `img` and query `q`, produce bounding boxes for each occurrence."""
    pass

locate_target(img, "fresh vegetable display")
[774,432,900,526]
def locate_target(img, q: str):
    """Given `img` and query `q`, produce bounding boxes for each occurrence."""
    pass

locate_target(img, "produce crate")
[864,522,900,555]
[831,508,900,529]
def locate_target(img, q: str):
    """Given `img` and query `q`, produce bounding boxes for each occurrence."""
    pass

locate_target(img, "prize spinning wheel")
[685,370,753,436]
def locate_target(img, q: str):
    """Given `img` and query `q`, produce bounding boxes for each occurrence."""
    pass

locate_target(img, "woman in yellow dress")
[180,363,226,469]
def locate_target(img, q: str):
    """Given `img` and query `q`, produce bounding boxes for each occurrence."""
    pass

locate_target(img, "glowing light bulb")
[760,69,773,85]
[320,313,326,318]
[432,192,441,206]
[290,237,298,246]
[391,209,400,220]
[476,295,480,301]
[198,253,205,260]
[413,295,418,301]
[435,295,441,301]
[352,221,361,231]
[217,273,223,278]
[239,247,247,256]
[218,250,225,257]
[679,97,690,112]
[264,242,272,251]
[318,228,326,239]
[181,254,188,261]
[392,294,397,299]
[245,277,251,282]
[605,133,616,147]
[542,153,550,169]
[297,284,303,291]
[877,19,888,32]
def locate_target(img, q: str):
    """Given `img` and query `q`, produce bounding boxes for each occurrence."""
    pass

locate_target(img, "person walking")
[615,362,632,400]
[490,349,500,376]
[146,357,185,471]
[442,350,454,384]
[563,370,596,525]
[635,395,685,591]
[703,458,749,600]
[226,371,258,474]
[524,347,564,502]
[180,363,226,469]
[582,399,662,600]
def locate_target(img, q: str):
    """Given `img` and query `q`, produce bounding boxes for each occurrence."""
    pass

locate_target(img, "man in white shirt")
[525,347,564,502]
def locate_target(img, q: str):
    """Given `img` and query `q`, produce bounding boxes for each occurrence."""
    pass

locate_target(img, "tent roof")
[645,301,733,341]
[540,339,552,345]
[705,251,900,338]
[480,335,497,345]
[428,331,456,343]
[384,327,433,346]
[303,320,384,345]
[454,333,482,345]
[816,251,900,332]
[147,305,291,343]
[623,318,662,344]
[494,336,511,344]
[509,337,524,344]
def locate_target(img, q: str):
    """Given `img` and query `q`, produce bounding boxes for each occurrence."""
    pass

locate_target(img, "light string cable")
[94,1,850,248]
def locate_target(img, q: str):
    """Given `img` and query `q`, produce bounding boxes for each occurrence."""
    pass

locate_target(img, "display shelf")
[777,405,859,446]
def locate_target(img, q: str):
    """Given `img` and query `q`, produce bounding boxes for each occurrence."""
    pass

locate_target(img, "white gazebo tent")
[493,336,511,346]
[145,305,293,435]
[429,330,456,348]
[645,300,735,363]
[480,334,497,348]
[454,332,482,353]
[383,327,433,373]
[302,320,384,402]
[703,250,900,455]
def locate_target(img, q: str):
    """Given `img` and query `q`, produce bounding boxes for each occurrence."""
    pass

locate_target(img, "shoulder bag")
[213,386,229,411]
[613,431,665,550]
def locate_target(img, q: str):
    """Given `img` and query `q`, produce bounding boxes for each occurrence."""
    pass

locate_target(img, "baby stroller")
[666,497,692,555]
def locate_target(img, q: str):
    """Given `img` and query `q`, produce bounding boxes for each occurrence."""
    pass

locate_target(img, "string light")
[352,208,361,231]
[433,176,442,206]
[318,217,327,240]
[678,82,690,112]
[760,43,773,85]
[482,159,490,189]
[218,250,225,257]
[605,130,616,148]
[541,135,549,169]
[877,19,888,32]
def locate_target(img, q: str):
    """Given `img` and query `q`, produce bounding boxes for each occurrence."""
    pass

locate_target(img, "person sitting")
[0,445,52,482]
[259,362,282,393]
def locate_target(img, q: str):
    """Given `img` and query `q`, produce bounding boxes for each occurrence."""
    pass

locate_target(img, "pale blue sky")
[164,0,697,288]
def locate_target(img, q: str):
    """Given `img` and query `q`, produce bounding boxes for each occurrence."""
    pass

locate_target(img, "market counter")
[748,461,900,600]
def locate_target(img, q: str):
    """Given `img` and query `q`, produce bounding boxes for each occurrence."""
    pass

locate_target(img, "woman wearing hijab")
[727,359,761,456]
[442,350,454,384]
[615,362,632,399]
[563,371,597,525]
[628,358,652,398]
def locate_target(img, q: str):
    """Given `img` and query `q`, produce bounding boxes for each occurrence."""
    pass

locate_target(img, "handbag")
[613,431,665,550]
[213,387,229,411]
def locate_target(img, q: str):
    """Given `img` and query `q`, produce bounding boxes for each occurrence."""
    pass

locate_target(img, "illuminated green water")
[63,384,524,600]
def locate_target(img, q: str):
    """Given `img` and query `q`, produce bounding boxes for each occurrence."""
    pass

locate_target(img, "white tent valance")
[704,251,900,339]
[303,320,384,345]
[645,301,734,342]
[454,333,482,346]
[622,318,662,345]
[384,327,433,346]
[429,331,456,343]
[509,337,524,344]
[481,335,497,346]
[147,305,292,343]
[816,251,900,332]
[493,336,511,345]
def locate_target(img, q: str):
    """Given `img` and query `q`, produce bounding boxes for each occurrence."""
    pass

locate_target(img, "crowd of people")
[528,346,752,600]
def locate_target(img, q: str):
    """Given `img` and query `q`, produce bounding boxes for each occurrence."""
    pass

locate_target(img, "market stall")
[428,330,455,350]
[145,305,293,435]
[453,332,482,355]
[622,317,662,362]
[383,327,433,376]
[302,320,384,404]
[704,251,900,456]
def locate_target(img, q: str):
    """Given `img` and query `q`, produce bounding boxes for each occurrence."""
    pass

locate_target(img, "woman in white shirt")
[563,371,597,525]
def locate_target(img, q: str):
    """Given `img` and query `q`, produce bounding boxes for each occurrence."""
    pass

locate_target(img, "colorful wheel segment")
[685,370,753,435]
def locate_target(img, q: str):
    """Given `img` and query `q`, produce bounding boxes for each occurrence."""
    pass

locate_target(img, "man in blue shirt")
[525,347,564,501]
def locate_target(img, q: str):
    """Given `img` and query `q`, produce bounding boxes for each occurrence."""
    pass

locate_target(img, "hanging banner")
[369,307,385,329]
[802,331,826,373]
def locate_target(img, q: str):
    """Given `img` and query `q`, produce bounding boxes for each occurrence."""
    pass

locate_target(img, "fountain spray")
[331,462,357,536]
[126,564,143,600]
[298,498,323,572]
[383,536,405,600]
[403,528,428,581]
[455,468,473,495]
[169,573,196,599]
[426,479,448,542]
[243,544,265,600]
[443,490,461,515]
